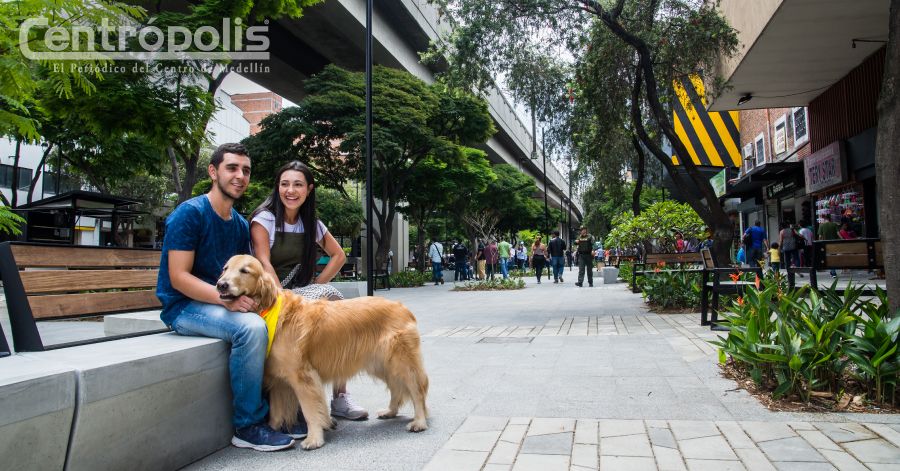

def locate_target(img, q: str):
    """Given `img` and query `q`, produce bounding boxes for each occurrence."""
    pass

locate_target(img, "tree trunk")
[630,133,646,216]
[876,0,900,315]
[27,143,54,204]
[178,151,199,203]
[11,139,21,207]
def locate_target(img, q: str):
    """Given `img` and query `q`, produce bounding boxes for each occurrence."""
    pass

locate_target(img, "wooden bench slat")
[10,245,160,268]
[28,290,161,319]
[875,241,883,265]
[823,254,869,267]
[824,242,868,255]
[20,270,159,294]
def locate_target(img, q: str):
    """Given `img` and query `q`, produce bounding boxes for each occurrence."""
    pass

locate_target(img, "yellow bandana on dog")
[258,293,284,357]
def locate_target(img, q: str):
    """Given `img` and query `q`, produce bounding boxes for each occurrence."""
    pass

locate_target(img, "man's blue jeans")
[171,301,269,428]
[551,256,565,280]
[432,261,443,283]
[500,257,509,279]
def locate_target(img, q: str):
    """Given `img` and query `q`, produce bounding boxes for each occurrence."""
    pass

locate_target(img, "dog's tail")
[387,327,429,417]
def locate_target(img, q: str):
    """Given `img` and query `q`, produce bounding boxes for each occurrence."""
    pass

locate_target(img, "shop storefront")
[804,138,877,238]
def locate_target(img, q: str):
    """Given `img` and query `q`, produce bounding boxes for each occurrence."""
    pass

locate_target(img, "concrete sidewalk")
[185,273,900,471]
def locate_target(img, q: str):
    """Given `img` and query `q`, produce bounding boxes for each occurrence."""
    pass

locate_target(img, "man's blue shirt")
[746,226,767,249]
[156,195,250,326]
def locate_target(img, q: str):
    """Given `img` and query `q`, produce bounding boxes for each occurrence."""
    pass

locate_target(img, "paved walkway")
[181,272,899,470]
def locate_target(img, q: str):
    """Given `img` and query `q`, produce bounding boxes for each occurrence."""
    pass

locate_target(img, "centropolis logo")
[19,17,270,60]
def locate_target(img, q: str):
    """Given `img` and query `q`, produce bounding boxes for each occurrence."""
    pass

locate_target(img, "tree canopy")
[429,0,740,262]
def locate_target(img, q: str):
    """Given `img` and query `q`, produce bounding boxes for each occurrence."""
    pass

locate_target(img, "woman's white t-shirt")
[250,210,327,248]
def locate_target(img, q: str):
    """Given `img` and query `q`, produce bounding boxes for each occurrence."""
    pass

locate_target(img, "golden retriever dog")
[216,255,429,449]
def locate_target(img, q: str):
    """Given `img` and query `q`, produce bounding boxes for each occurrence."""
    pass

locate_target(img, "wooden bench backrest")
[643,252,704,266]
[700,248,716,270]
[0,242,161,321]
[814,239,883,270]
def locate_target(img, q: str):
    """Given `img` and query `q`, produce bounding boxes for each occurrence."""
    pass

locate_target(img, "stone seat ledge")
[18,332,232,471]
[0,355,78,470]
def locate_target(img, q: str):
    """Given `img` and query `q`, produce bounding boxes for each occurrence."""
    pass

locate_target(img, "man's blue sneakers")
[231,423,295,451]
[282,419,308,439]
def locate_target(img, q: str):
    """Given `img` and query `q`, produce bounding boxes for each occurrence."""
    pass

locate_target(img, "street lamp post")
[541,129,549,233]
[365,0,374,296]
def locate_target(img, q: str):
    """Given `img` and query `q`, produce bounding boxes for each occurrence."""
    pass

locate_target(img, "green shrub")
[618,262,634,288]
[453,278,525,291]
[640,270,701,309]
[713,279,899,405]
[389,270,431,287]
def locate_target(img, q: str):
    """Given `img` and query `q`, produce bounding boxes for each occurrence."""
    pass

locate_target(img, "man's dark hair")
[210,143,249,168]
[552,230,560,236]
[755,221,762,226]
[824,214,832,221]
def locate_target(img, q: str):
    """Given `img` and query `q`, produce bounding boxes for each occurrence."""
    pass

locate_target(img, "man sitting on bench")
[156,143,296,452]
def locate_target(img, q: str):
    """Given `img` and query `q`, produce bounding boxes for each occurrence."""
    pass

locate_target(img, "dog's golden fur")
[217,255,429,449]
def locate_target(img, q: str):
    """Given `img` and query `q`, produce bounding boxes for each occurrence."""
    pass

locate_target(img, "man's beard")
[216,178,244,201]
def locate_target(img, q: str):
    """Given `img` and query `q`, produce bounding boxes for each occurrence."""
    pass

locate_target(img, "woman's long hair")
[251,161,318,287]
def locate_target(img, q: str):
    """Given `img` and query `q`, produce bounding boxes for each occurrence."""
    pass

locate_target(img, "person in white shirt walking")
[428,240,444,285]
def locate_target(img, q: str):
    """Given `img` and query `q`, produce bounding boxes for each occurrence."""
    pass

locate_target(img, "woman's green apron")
[269,231,306,288]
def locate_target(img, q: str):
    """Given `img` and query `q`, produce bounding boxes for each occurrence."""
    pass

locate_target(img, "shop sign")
[804,141,846,193]
[765,179,798,200]
[710,168,727,198]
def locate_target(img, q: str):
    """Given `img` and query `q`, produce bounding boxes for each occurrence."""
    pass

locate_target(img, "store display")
[815,188,864,229]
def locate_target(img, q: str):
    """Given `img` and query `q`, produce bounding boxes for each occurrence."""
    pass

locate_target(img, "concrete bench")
[0,355,77,470]
[0,242,233,469]
[0,240,367,470]
[17,333,232,471]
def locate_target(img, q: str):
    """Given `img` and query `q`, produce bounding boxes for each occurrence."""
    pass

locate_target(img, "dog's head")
[216,255,279,310]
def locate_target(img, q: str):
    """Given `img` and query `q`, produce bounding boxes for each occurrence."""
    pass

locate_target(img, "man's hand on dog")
[222,295,258,313]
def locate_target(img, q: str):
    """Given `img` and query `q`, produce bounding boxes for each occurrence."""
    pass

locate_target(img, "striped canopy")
[671,75,741,168]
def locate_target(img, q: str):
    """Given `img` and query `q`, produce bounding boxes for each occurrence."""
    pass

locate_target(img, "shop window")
[742,142,754,174]
[755,133,766,165]
[792,107,808,147]
[0,164,33,191]
[773,116,787,155]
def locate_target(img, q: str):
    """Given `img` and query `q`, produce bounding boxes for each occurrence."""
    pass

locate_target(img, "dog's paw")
[407,420,428,432]
[301,436,325,450]
[377,409,398,419]
[330,418,338,430]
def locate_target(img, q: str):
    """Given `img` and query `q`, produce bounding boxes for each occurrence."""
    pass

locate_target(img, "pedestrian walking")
[817,214,840,277]
[769,242,781,273]
[530,235,548,284]
[574,226,595,287]
[498,237,512,279]
[515,241,527,271]
[799,221,814,267]
[476,241,486,280]
[428,239,444,285]
[452,240,469,281]
[742,221,768,269]
[565,248,574,271]
[778,223,800,270]
[484,239,499,280]
[548,230,567,283]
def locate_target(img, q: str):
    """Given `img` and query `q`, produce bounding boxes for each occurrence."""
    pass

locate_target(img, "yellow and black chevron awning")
[672,75,741,168]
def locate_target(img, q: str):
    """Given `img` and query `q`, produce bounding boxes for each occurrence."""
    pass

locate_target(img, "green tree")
[605,200,705,252]
[245,64,495,266]
[0,0,145,140]
[318,187,364,237]
[141,0,323,203]
[582,180,663,238]
[400,147,495,269]
[429,0,739,264]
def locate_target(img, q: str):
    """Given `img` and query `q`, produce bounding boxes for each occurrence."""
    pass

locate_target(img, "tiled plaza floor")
[183,273,900,470]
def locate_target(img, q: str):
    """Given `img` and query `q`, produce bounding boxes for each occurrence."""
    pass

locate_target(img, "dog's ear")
[256,272,280,311]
